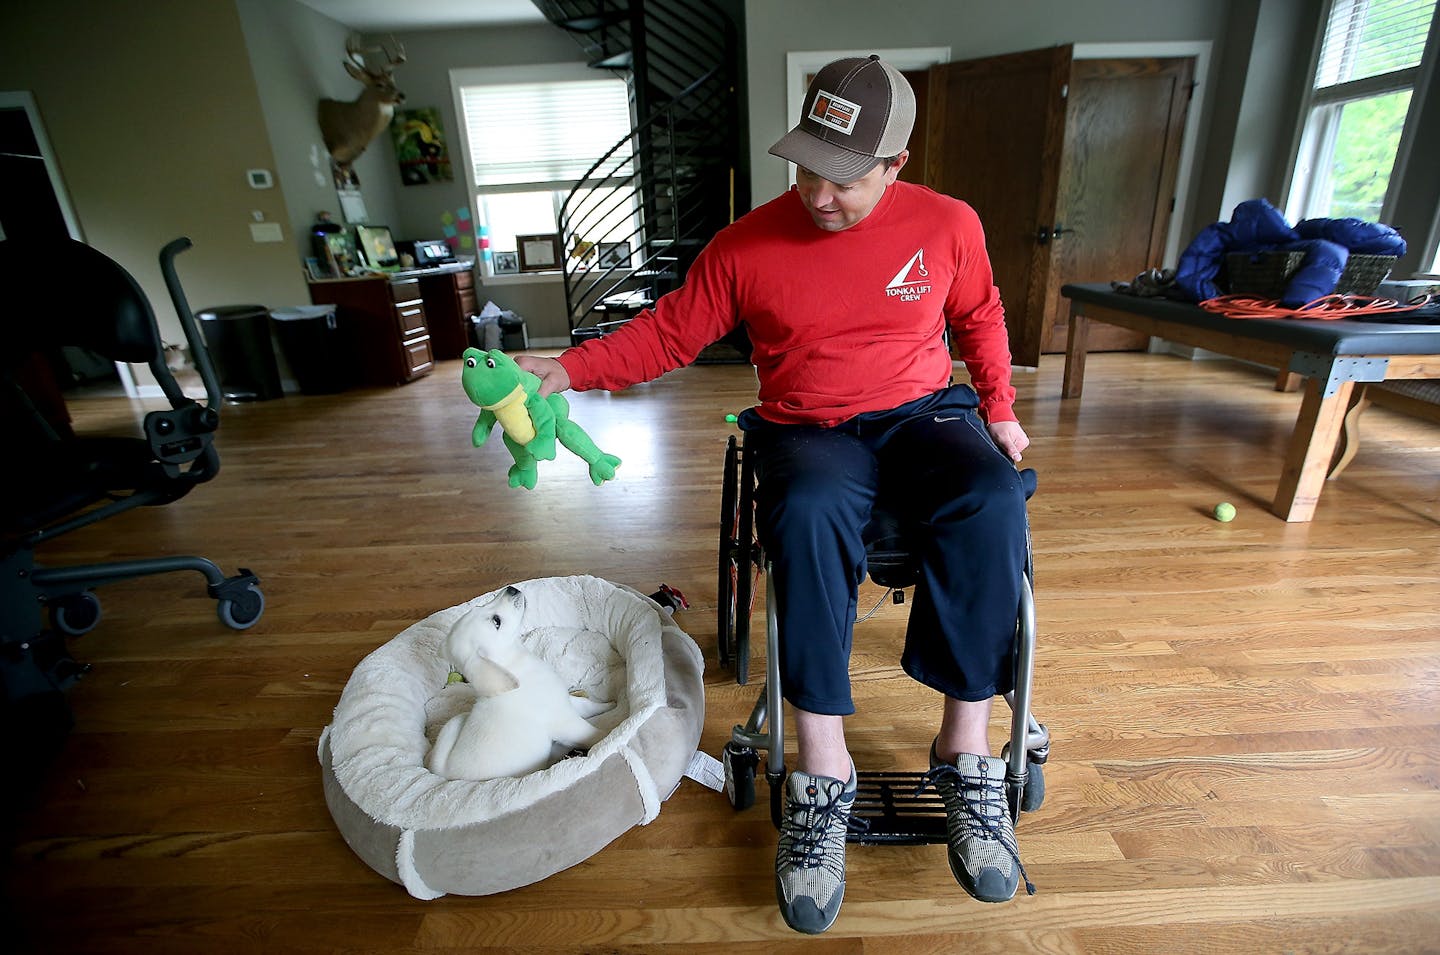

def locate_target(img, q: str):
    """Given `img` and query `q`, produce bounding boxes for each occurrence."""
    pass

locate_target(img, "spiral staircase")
[533,0,749,359]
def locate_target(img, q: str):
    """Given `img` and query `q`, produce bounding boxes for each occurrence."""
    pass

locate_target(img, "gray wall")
[0,0,310,356]
[4,0,1427,366]
[742,0,1319,255]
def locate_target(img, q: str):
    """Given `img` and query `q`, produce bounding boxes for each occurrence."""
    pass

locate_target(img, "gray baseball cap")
[769,55,916,184]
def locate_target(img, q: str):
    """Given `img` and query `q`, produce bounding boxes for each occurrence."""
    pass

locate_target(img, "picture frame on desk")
[597,241,631,269]
[492,250,519,275]
[304,256,334,281]
[517,233,560,272]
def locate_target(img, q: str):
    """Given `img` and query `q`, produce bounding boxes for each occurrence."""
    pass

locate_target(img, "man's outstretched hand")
[514,355,571,397]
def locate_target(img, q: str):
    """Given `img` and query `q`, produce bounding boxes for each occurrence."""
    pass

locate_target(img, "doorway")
[0,92,127,399]
[923,44,1202,366]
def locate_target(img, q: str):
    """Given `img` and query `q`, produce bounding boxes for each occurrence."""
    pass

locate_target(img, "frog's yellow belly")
[482,384,537,444]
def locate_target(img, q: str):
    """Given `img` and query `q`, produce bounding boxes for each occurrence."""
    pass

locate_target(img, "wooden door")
[1041,57,1194,353]
[926,46,1072,368]
[924,48,1192,365]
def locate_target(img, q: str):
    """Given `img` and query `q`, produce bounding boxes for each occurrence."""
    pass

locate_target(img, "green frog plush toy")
[460,347,621,489]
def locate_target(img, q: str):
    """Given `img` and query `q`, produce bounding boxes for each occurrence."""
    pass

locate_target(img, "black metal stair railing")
[558,67,731,337]
[534,0,742,345]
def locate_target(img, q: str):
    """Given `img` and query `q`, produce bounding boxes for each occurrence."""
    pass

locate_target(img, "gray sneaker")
[774,768,856,934]
[920,747,1034,902]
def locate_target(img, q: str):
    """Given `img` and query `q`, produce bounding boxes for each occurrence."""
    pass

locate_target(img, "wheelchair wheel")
[723,741,758,810]
[734,440,757,685]
[717,436,739,667]
[1001,742,1046,814]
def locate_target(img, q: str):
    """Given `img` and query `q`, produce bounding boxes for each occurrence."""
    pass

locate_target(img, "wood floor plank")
[4,352,1437,952]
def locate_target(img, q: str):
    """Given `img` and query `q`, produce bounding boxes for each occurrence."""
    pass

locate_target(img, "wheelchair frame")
[716,433,1050,844]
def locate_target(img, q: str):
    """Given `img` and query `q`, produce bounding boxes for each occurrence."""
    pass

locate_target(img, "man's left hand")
[988,420,1030,462]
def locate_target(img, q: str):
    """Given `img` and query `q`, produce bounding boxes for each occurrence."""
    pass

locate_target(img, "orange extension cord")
[1198,292,1434,320]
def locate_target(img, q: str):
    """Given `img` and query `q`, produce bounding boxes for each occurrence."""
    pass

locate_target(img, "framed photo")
[492,250,519,275]
[517,233,561,272]
[303,256,333,281]
[597,241,631,269]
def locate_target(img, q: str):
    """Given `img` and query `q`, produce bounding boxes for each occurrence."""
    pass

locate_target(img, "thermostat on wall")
[247,168,274,189]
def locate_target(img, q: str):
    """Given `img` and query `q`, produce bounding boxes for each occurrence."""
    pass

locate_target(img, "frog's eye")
[485,357,497,369]
[465,356,477,368]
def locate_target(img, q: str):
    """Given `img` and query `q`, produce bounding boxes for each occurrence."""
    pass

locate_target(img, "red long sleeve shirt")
[558,181,1017,426]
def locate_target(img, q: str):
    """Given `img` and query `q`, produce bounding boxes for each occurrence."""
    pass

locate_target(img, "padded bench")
[1060,282,1440,522]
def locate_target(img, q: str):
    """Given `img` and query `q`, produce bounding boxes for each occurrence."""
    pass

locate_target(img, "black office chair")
[717,433,1048,842]
[1,237,264,767]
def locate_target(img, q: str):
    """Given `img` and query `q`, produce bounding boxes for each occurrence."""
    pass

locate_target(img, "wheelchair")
[716,432,1049,844]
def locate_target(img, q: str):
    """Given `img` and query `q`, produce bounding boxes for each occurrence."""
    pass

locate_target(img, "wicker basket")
[1224,251,1303,297]
[1334,254,1395,295]
[1225,250,1397,298]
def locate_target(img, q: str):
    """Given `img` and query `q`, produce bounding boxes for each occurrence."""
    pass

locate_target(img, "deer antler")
[343,33,405,77]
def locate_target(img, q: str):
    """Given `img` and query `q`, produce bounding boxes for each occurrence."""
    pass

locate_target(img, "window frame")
[450,63,635,285]
[1282,0,1439,260]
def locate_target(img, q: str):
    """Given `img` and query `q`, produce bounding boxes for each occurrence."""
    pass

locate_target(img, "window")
[451,65,638,278]
[1287,0,1437,223]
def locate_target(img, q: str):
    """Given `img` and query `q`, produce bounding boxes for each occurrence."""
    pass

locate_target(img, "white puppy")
[425,586,614,781]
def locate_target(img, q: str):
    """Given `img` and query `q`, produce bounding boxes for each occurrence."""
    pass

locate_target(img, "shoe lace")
[780,780,849,872]
[917,764,1036,896]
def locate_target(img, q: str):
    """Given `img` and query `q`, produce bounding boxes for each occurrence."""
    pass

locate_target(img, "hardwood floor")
[4,352,1438,953]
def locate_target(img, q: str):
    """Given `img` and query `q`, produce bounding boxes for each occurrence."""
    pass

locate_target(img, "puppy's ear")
[465,656,521,696]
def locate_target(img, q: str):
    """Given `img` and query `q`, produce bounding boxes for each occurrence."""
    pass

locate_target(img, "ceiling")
[294,0,546,32]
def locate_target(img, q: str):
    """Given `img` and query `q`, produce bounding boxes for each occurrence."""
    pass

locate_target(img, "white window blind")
[458,78,632,187]
[1316,0,1435,89]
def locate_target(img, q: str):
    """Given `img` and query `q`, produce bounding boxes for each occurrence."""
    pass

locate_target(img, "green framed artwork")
[391,107,453,185]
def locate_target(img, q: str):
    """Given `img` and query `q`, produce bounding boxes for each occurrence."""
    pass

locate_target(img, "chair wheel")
[723,742,758,810]
[51,592,101,636]
[717,436,739,667]
[1021,759,1045,812]
[1002,742,1046,813]
[217,583,264,630]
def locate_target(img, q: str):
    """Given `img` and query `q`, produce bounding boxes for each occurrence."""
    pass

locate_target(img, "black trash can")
[198,304,282,401]
[271,305,351,394]
[498,314,528,351]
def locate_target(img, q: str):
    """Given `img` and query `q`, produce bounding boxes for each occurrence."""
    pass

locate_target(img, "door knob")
[1035,224,1076,244]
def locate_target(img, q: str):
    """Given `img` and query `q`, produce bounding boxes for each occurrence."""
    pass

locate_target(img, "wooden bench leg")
[1062,303,1091,399]
[1275,369,1303,392]
[1328,385,1372,479]
[1273,378,1354,522]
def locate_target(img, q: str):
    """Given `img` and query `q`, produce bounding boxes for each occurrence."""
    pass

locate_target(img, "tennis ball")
[724,413,738,423]
[1213,502,1236,523]
[446,670,465,685]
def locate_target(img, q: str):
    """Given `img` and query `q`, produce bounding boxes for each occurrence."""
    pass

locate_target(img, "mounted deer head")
[317,34,406,171]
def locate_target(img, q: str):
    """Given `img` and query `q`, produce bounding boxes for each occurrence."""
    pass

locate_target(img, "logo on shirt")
[808,90,861,134]
[885,249,932,302]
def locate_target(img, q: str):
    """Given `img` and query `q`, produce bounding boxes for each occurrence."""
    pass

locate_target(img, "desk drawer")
[395,302,427,339]
[402,335,433,379]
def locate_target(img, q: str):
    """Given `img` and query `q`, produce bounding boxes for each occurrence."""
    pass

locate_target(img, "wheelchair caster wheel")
[723,742,758,811]
[1002,742,1046,813]
[51,592,102,636]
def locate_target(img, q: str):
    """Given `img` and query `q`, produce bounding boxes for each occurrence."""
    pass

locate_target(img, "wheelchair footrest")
[847,771,948,845]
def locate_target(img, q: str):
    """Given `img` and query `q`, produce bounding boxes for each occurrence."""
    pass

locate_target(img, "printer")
[400,238,455,268]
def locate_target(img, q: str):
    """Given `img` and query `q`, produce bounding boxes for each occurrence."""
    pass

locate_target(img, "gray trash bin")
[198,304,282,401]
[271,305,351,394]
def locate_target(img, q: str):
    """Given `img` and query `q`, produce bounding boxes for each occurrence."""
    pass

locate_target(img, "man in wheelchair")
[518,55,1032,933]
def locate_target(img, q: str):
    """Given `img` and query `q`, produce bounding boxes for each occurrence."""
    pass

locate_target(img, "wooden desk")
[1060,283,1440,522]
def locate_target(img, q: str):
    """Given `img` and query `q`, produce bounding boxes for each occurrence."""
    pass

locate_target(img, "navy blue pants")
[739,386,1027,716]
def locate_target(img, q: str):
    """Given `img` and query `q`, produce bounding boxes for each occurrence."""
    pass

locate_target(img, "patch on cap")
[808,91,862,135]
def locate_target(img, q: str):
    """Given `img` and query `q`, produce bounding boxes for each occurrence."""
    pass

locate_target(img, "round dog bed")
[318,575,705,899]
